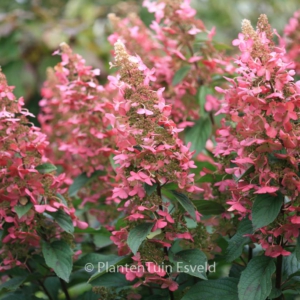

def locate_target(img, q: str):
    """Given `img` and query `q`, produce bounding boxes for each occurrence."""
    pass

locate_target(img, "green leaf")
[236,165,255,182]
[68,170,105,197]
[282,252,300,281]
[44,277,60,300]
[268,287,282,299]
[193,200,225,215]
[56,193,68,206]
[88,255,131,283]
[50,209,74,234]
[281,259,300,294]
[93,228,113,248]
[35,163,57,174]
[226,218,253,262]
[229,264,245,279]
[185,117,212,155]
[252,193,283,230]
[114,218,127,231]
[76,290,100,300]
[75,253,129,281]
[74,253,120,269]
[196,173,230,183]
[144,183,157,196]
[182,278,239,300]
[109,154,119,172]
[172,66,191,86]
[14,203,32,219]
[238,256,275,300]
[89,272,131,287]
[195,161,217,172]
[127,223,154,254]
[172,190,196,221]
[0,34,21,64]
[169,249,207,280]
[162,182,178,191]
[42,240,73,282]
[0,292,39,300]
[198,86,213,115]
[74,227,99,234]
[0,276,27,292]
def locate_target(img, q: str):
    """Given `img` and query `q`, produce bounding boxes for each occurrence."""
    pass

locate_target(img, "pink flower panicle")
[39,43,116,209]
[215,15,300,257]
[109,40,202,290]
[0,72,83,270]
[108,0,233,126]
[284,10,300,75]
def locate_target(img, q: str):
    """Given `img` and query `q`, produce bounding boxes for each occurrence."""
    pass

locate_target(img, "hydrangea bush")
[1,1,300,300]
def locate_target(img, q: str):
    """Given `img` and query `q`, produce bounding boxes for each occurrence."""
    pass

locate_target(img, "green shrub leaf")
[252,193,283,230]
[42,240,73,282]
[238,256,275,300]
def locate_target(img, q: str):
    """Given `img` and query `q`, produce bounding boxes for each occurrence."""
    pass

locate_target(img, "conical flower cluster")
[215,15,300,257]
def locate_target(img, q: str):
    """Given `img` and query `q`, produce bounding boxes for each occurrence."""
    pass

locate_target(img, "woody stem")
[274,235,283,300]
[156,181,175,300]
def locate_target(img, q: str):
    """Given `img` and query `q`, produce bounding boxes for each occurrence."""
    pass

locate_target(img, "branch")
[60,278,71,300]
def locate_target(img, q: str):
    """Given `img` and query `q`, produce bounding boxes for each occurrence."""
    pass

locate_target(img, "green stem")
[274,254,283,300]
[27,263,54,300]
[248,245,253,262]
[60,278,71,300]
[275,235,283,300]
[156,181,175,300]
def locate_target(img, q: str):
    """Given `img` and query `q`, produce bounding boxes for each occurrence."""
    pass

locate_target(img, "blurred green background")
[0,0,298,115]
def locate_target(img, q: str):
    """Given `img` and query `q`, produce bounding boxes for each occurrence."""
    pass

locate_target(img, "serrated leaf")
[169,249,207,280]
[229,264,245,279]
[89,272,131,287]
[50,209,74,234]
[226,218,253,262]
[182,278,239,300]
[282,252,300,281]
[193,200,225,215]
[172,190,196,221]
[88,255,131,283]
[56,193,68,206]
[252,193,283,230]
[127,223,153,254]
[68,170,105,197]
[185,117,212,155]
[144,183,157,196]
[75,253,120,269]
[238,256,275,300]
[14,203,32,219]
[35,163,57,174]
[42,240,73,282]
[0,276,27,292]
[93,228,113,248]
[172,66,191,86]
[75,253,127,277]
[43,277,60,300]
